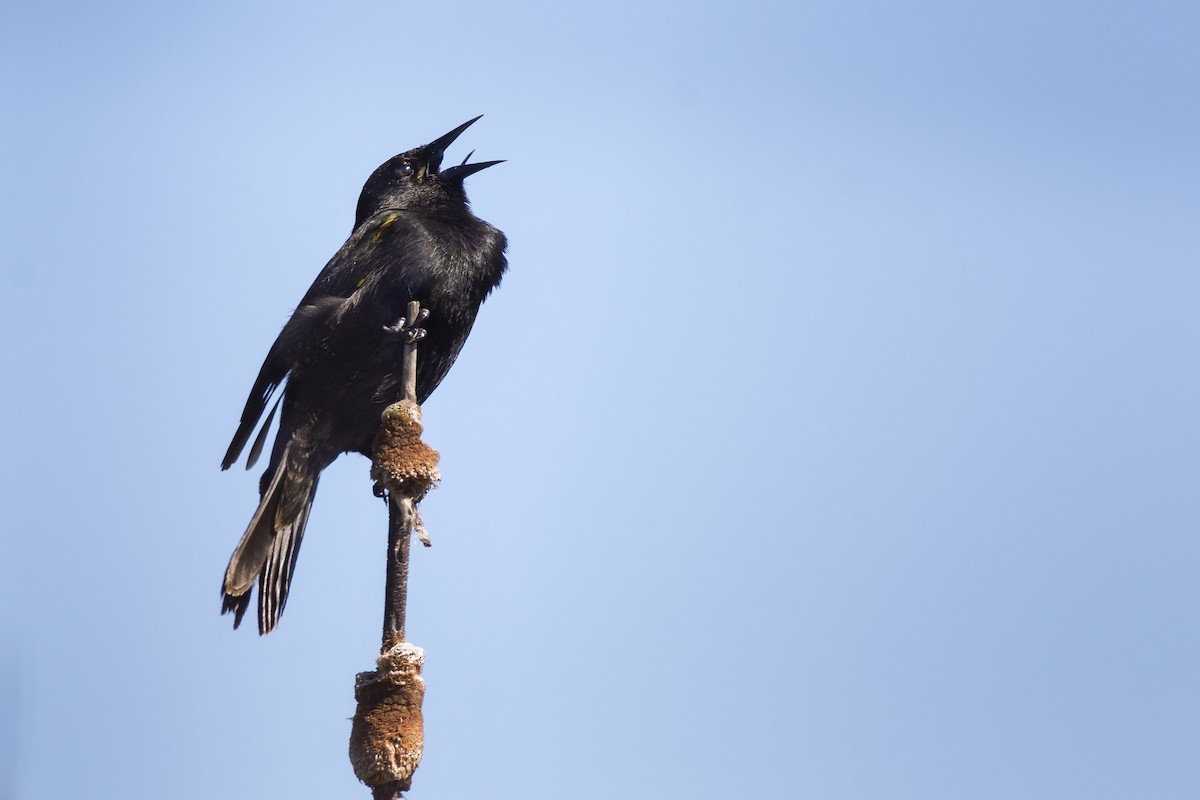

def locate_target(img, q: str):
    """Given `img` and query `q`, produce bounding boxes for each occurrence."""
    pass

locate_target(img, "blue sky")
[2,1,1198,798]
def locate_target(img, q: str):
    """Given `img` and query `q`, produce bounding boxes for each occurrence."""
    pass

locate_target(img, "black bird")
[220,116,507,634]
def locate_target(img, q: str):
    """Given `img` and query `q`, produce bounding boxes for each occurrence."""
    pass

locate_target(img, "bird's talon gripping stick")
[350,300,440,798]
[382,314,428,344]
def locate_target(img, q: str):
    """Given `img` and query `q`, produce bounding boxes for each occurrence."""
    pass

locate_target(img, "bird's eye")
[398,162,414,177]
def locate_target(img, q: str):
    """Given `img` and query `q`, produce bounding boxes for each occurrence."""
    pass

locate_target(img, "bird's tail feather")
[221,442,319,634]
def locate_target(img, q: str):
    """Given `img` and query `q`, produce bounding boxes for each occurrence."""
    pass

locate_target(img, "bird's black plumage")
[221,117,507,634]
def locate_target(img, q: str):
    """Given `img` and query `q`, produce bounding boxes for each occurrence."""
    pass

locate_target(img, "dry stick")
[402,300,420,407]
[382,299,421,651]
[352,299,433,799]
[382,491,412,649]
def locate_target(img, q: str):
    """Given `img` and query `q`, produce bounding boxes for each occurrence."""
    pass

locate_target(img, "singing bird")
[221,117,507,634]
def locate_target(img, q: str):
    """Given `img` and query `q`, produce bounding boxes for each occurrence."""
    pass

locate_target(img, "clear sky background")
[2,1,1198,798]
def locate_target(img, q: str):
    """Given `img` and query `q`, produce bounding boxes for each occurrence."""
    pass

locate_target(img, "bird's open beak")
[424,115,484,174]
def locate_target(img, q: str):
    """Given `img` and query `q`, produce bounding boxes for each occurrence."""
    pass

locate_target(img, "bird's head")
[354,116,503,227]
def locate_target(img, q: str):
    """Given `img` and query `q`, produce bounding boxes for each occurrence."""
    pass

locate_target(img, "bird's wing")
[219,296,341,470]
[221,211,426,470]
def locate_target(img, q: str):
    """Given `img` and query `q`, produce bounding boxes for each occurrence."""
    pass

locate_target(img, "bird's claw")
[382,309,430,345]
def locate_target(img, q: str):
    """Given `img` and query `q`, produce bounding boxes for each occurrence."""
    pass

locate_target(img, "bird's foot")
[382,309,430,345]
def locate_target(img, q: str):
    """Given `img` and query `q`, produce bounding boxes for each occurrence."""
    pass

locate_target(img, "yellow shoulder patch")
[372,213,400,243]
